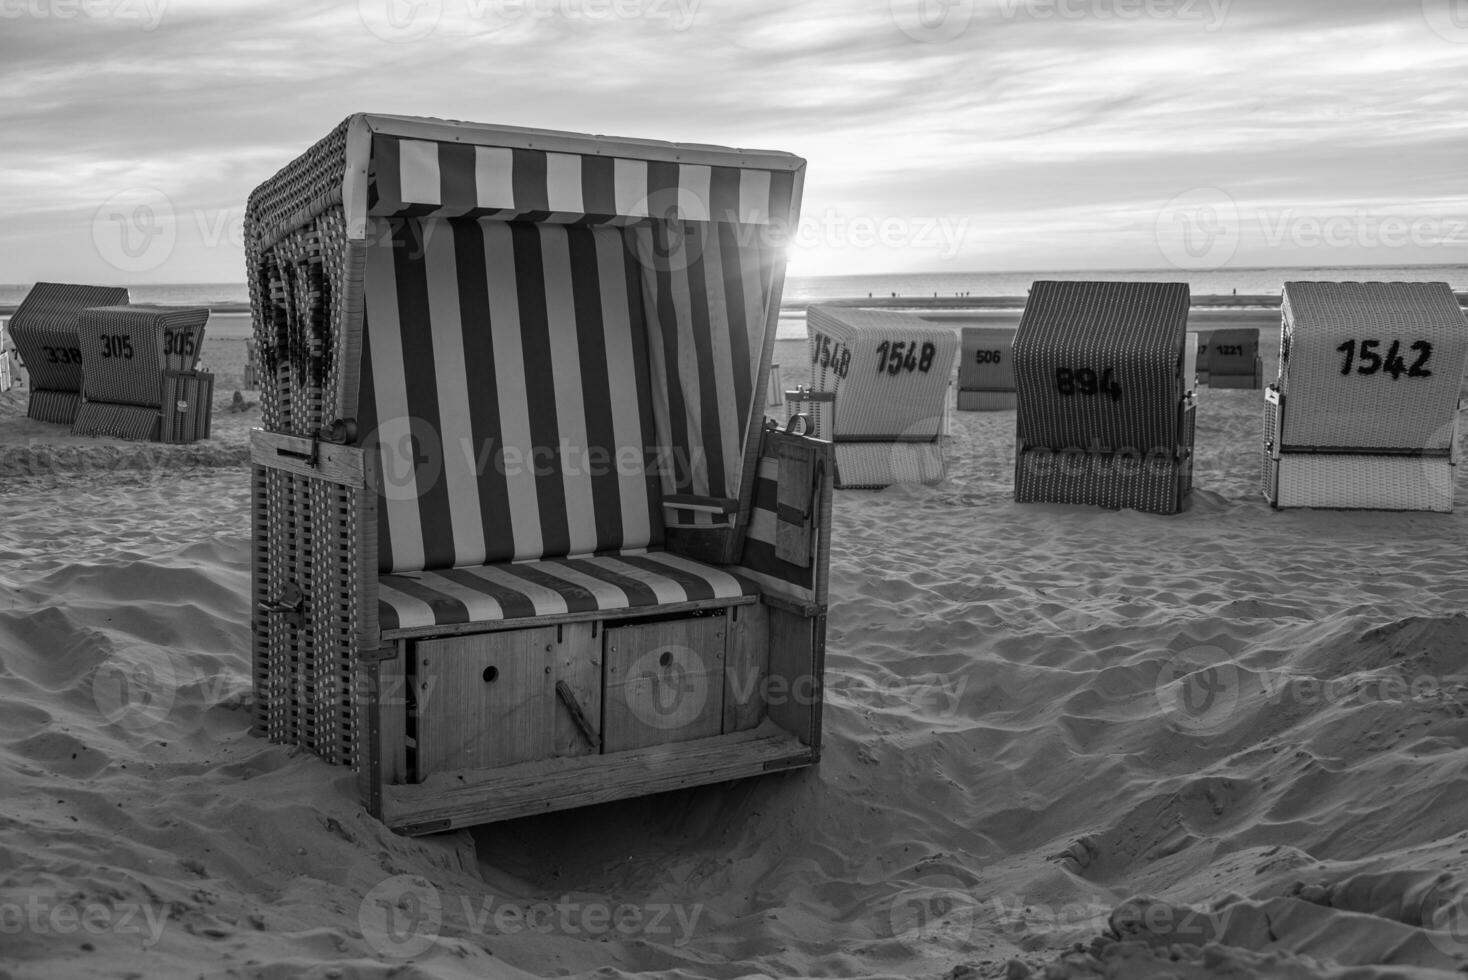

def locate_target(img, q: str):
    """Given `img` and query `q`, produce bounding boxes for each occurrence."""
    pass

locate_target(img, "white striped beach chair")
[1201,327,1262,389]
[246,114,831,833]
[8,283,130,424]
[796,306,959,488]
[1263,281,1468,512]
[1013,281,1197,515]
[71,305,211,441]
[956,326,1017,411]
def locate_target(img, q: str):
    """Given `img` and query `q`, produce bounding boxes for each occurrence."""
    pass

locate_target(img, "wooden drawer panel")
[415,624,599,775]
[603,615,727,753]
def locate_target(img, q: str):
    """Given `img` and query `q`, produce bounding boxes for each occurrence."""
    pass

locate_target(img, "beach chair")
[1202,327,1261,389]
[766,362,785,411]
[7,283,130,424]
[1193,331,1212,386]
[1263,281,1468,512]
[0,317,13,392]
[71,305,212,441]
[245,114,829,834]
[956,326,1016,411]
[791,306,958,488]
[1013,281,1196,515]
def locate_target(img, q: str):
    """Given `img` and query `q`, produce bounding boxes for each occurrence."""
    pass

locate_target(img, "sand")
[3,331,1468,980]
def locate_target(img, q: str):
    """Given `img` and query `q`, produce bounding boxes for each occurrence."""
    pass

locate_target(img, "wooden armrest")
[662,494,739,515]
[251,428,366,489]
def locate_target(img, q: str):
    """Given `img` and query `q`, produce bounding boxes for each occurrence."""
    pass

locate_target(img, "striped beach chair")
[1013,281,1197,515]
[1263,281,1467,511]
[71,305,211,440]
[1201,327,1262,389]
[956,325,1017,411]
[246,114,830,833]
[796,306,959,488]
[7,283,130,424]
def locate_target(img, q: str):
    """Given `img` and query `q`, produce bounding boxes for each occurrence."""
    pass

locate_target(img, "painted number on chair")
[875,340,937,375]
[100,334,135,360]
[1055,367,1123,402]
[42,346,83,365]
[974,350,1003,365]
[812,332,852,379]
[1336,339,1432,380]
[164,331,196,359]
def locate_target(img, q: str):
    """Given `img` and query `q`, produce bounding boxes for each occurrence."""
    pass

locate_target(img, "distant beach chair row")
[6,282,214,442]
[788,280,1466,515]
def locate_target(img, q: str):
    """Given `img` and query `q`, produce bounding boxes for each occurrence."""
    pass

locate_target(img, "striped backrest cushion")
[1013,281,1190,455]
[360,218,664,573]
[630,221,779,512]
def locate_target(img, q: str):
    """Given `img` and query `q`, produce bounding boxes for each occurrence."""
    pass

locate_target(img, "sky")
[1,0,1465,282]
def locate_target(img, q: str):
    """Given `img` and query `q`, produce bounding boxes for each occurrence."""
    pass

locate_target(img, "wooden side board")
[380,721,812,834]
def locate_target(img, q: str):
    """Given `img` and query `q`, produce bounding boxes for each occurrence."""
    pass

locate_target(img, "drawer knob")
[482,666,499,683]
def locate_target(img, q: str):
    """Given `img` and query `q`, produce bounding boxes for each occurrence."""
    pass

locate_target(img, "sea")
[2,264,1460,341]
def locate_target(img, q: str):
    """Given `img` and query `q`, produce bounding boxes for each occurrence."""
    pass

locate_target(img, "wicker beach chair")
[1263,281,1468,512]
[71,305,212,441]
[1013,281,1196,515]
[956,326,1016,411]
[245,114,830,833]
[8,283,130,424]
[1202,327,1262,389]
[0,317,14,393]
[791,307,958,488]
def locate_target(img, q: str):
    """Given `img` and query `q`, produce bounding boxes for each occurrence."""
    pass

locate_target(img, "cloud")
[0,0,1464,281]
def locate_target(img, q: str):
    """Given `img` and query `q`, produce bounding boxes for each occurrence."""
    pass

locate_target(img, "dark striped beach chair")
[796,306,958,488]
[1263,281,1467,511]
[956,326,1017,411]
[1201,327,1262,389]
[245,114,830,833]
[71,305,211,441]
[1013,281,1197,515]
[8,282,130,424]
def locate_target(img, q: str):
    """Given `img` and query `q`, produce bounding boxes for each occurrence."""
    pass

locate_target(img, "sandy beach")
[1,321,1467,980]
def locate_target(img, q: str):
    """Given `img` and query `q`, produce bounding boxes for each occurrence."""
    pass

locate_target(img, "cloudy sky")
[1,0,1465,282]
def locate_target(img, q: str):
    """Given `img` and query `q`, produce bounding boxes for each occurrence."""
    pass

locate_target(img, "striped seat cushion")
[377,551,759,634]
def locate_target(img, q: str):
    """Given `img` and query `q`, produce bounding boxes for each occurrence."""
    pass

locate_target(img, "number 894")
[1055,366,1122,402]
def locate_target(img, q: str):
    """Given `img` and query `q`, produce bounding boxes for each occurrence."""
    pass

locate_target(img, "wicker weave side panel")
[252,465,367,766]
[27,390,80,425]
[1261,397,1280,503]
[249,210,353,437]
[1274,455,1456,512]
[1014,449,1188,515]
